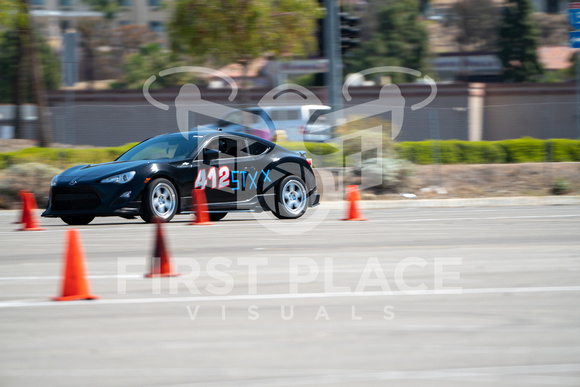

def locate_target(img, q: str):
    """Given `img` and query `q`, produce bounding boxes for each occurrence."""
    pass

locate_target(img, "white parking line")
[0,274,142,281]
[1,214,578,235]
[170,364,580,386]
[391,214,580,222]
[1,285,579,309]
[1,363,578,384]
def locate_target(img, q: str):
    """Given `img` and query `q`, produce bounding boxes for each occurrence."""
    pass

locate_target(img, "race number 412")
[194,166,230,189]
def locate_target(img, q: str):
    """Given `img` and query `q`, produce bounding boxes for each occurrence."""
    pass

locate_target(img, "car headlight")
[51,175,60,187]
[100,171,136,184]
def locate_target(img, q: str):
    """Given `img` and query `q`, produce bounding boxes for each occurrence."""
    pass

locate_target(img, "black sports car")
[43,130,320,225]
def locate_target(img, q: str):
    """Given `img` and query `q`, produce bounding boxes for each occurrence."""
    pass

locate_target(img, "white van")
[207,105,332,142]
[262,105,331,142]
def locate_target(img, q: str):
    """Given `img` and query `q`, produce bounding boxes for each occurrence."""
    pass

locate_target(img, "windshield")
[117,133,202,161]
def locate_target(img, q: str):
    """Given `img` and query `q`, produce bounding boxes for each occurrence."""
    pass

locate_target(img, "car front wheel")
[141,178,178,223]
[273,176,308,219]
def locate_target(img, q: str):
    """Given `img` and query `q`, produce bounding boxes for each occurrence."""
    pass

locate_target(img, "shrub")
[394,138,579,164]
[395,141,433,164]
[437,141,461,164]
[498,137,545,163]
[479,142,508,163]
[548,139,580,162]
[0,143,135,170]
[0,163,62,208]
[551,178,570,195]
[359,157,416,192]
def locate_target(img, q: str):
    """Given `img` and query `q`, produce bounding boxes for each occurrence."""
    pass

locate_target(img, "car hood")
[57,160,150,184]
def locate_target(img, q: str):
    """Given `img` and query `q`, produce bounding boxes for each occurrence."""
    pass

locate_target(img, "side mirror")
[203,149,220,163]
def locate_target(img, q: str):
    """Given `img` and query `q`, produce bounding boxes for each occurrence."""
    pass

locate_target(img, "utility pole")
[21,0,53,147]
[324,0,342,114]
[13,1,27,140]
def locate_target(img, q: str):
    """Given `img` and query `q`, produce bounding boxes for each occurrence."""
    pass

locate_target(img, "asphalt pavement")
[0,203,579,386]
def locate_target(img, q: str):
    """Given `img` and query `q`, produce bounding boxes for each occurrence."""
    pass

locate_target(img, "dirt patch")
[0,139,38,153]
[408,163,580,198]
[318,162,580,200]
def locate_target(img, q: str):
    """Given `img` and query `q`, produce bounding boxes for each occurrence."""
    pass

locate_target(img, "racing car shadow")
[43,218,255,227]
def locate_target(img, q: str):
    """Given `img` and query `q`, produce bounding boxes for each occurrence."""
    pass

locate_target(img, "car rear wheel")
[60,215,95,226]
[141,178,178,223]
[209,212,228,221]
[273,176,308,219]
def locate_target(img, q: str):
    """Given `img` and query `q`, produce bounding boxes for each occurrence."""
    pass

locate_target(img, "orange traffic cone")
[189,188,211,225]
[18,192,45,231]
[53,229,99,301]
[343,185,367,221]
[14,190,30,224]
[145,218,179,277]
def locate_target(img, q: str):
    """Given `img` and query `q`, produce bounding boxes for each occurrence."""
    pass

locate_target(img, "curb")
[319,196,580,210]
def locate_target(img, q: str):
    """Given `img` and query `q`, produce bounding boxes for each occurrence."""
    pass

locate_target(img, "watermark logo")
[142,66,437,234]
[117,256,461,322]
[117,256,462,296]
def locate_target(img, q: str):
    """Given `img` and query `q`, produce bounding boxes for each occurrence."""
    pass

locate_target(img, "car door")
[151,134,200,212]
[195,134,256,206]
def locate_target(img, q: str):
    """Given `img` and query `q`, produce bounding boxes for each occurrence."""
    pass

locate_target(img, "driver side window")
[203,136,247,159]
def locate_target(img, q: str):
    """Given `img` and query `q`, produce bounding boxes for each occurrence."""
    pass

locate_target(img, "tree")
[112,43,202,89]
[445,0,499,52]
[498,0,543,82]
[112,25,157,56]
[0,31,60,102]
[0,0,19,31]
[81,0,120,21]
[533,12,568,46]
[77,18,102,86]
[1,1,58,146]
[344,0,429,84]
[78,1,124,85]
[166,0,324,85]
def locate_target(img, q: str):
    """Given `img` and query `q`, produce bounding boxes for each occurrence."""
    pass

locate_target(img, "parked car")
[42,130,320,225]
[205,108,277,142]
[206,105,332,143]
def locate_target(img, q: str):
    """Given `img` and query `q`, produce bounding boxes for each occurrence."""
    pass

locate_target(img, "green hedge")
[394,138,580,165]
[285,138,580,166]
[0,144,135,170]
[1,138,579,170]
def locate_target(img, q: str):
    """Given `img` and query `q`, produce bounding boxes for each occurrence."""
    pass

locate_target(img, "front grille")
[52,187,101,211]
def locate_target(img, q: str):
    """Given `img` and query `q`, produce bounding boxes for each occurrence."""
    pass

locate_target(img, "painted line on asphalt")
[174,363,580,386]
[392,214,580,222]
[1,285,579,309]
[2,214,579,235]
[0,363,578,384]
[0,274,142,281]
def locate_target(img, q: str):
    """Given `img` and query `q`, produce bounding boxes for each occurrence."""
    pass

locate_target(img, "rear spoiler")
[297,151,313,166]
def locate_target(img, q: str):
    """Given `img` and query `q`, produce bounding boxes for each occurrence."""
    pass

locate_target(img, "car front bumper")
[42,183,142,218]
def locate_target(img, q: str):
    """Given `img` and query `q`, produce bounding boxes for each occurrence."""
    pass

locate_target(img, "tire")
[273,176,308,219]
[61,216,95,226]
[209,212,228,222]
[141,178,178,223]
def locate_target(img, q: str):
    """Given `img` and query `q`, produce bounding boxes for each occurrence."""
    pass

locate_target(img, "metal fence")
[33,102,577,147]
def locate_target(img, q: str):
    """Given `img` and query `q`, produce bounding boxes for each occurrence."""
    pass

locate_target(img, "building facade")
[30,0,169,42]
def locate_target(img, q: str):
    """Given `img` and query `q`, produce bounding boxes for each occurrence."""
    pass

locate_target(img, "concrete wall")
[30,82,580,147]
[483,83,578,140]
